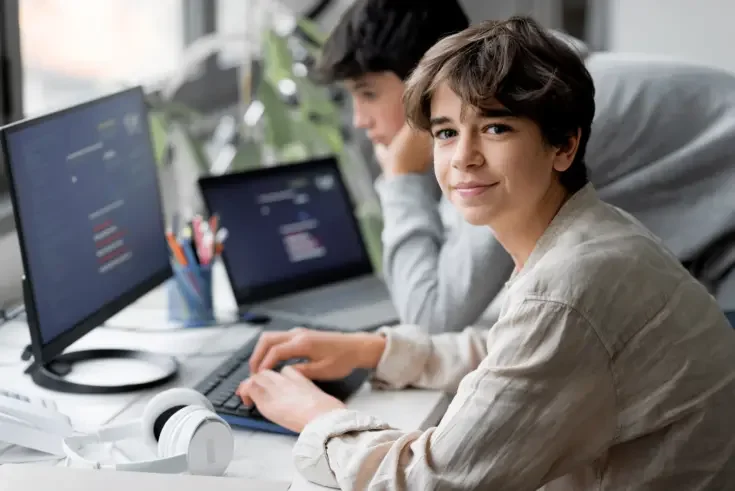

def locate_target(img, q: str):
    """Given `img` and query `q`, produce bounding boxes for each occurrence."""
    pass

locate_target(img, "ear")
[552,128,582,173]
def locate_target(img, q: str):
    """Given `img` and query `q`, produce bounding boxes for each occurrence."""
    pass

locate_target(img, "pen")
[191,215,206,262]
[214,227,228,257]
[180,226,199,264]
[209,214,219,236]
[179,237,205,297]
[180,238,199,268]
[166,231,187,265]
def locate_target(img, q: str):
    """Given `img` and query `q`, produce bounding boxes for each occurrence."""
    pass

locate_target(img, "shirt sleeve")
[376,173,514,333]
[368,324,490,393]
[292,299,617,490]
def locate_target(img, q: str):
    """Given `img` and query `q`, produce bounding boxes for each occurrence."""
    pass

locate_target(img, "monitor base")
[24,348,179,395]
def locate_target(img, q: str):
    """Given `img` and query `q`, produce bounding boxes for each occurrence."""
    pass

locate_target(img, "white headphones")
[0,394,74,458]
[62,388,234,475]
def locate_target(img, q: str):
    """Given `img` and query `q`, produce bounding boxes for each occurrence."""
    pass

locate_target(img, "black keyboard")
[194,327,369,435]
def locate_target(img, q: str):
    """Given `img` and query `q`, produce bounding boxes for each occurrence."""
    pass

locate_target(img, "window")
[19,0,185,117]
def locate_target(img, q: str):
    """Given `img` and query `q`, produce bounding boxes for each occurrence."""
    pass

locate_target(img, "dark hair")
[312,0,469,83]
[404,17,594,194]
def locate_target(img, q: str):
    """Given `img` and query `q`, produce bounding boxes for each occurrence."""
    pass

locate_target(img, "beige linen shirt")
[292,184,735,490]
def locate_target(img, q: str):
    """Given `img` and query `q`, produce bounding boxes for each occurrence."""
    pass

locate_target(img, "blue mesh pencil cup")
[167,262,215,327]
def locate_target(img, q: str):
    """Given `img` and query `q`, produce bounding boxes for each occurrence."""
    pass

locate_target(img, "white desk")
[0,265,450,489]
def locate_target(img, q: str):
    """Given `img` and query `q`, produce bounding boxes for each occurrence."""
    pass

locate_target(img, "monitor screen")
[199,158,370,298]
[2,87,170,346]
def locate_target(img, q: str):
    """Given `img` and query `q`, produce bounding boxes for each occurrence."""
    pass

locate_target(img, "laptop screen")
[198,157,373,303]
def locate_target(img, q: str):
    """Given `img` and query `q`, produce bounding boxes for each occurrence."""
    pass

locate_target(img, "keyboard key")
[224,395,241,410]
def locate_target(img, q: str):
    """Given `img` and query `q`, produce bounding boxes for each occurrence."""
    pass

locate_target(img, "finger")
[255,369,285,386]
[236,379,254,406]
[258,338,310,373]
[281,364,309,381]
[281,366,320,388]
[248,379,267,404]
[289,359,334,380]
[249,331,295,373]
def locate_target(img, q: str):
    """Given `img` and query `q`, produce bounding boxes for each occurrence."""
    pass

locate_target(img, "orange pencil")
[166,231,187,265]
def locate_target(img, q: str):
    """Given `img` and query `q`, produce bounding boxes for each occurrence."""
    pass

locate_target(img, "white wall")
[303,0,565,34]
[460,0,562,28]
[609,0,735,74]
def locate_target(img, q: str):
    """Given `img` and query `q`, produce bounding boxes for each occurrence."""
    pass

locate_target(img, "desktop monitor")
[0,86,177,393]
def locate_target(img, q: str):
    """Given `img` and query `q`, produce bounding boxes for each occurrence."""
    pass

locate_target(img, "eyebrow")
[429,108,515,128]
[429,116,452,127]
[349,80,371,90]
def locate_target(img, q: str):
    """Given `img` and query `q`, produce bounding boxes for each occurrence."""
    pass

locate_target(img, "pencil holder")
[167,262,215,327]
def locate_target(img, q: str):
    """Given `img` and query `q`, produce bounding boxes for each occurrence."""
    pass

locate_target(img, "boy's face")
[345,72,406,146]
[429,82,576,227]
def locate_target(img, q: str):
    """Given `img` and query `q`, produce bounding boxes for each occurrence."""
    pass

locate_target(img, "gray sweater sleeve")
[375,173,514,334]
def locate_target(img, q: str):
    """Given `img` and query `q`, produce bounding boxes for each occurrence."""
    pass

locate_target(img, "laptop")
[197,156,398,331]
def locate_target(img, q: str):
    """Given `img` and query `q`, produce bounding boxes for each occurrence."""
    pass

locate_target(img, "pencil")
[166,231,188,265]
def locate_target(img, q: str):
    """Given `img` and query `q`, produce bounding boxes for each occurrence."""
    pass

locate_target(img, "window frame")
[0,0,23,236]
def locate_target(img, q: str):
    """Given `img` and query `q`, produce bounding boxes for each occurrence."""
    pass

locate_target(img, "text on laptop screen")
[201,160,370,294]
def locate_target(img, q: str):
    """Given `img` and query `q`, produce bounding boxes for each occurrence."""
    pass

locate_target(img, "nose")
[451,133,483,170]
[352,104,372,130]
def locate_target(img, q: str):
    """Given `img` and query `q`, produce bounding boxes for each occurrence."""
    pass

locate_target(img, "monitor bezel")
[0,85,173,366]
[197,156,374,307]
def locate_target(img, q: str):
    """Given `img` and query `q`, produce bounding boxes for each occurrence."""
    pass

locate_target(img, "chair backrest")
[683,228,735,297]
[725,311,735,329]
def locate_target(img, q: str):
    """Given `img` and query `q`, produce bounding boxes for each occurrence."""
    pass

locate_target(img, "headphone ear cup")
[157,406,200,462]
[142,389,213,449]
[159,406,233,476]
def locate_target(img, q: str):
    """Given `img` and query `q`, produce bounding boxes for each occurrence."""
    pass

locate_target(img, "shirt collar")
[507,183,599,285]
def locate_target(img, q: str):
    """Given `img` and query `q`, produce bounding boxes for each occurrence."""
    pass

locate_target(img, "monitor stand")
[21,277,179,395]
[23,347,179,395]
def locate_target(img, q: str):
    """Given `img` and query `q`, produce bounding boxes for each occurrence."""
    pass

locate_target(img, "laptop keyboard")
[194,325,369,434]
[273,279,388,316]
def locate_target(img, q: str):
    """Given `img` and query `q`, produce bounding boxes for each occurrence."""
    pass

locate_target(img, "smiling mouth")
[454,183,497,197]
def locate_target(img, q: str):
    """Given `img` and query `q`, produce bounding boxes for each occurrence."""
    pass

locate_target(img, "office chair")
[726,311,735,329]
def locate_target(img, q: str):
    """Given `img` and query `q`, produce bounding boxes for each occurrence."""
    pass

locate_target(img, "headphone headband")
[61,389,232,475]
[0,420,67,457]
[63,433,189,473]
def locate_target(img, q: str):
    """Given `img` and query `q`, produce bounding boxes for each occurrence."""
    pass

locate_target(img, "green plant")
[254,24,384,272]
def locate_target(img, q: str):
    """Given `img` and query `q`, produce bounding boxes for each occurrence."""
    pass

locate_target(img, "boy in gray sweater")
[314,0,735,333]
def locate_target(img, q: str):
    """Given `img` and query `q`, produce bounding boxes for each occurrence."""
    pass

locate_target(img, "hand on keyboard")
[236,365,345,433]
[248,328,386,380]
[193,328,379,434]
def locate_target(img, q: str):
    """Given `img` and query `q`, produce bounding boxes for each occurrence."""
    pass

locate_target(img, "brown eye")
[433,129,457,140]
[484,124,512,135]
